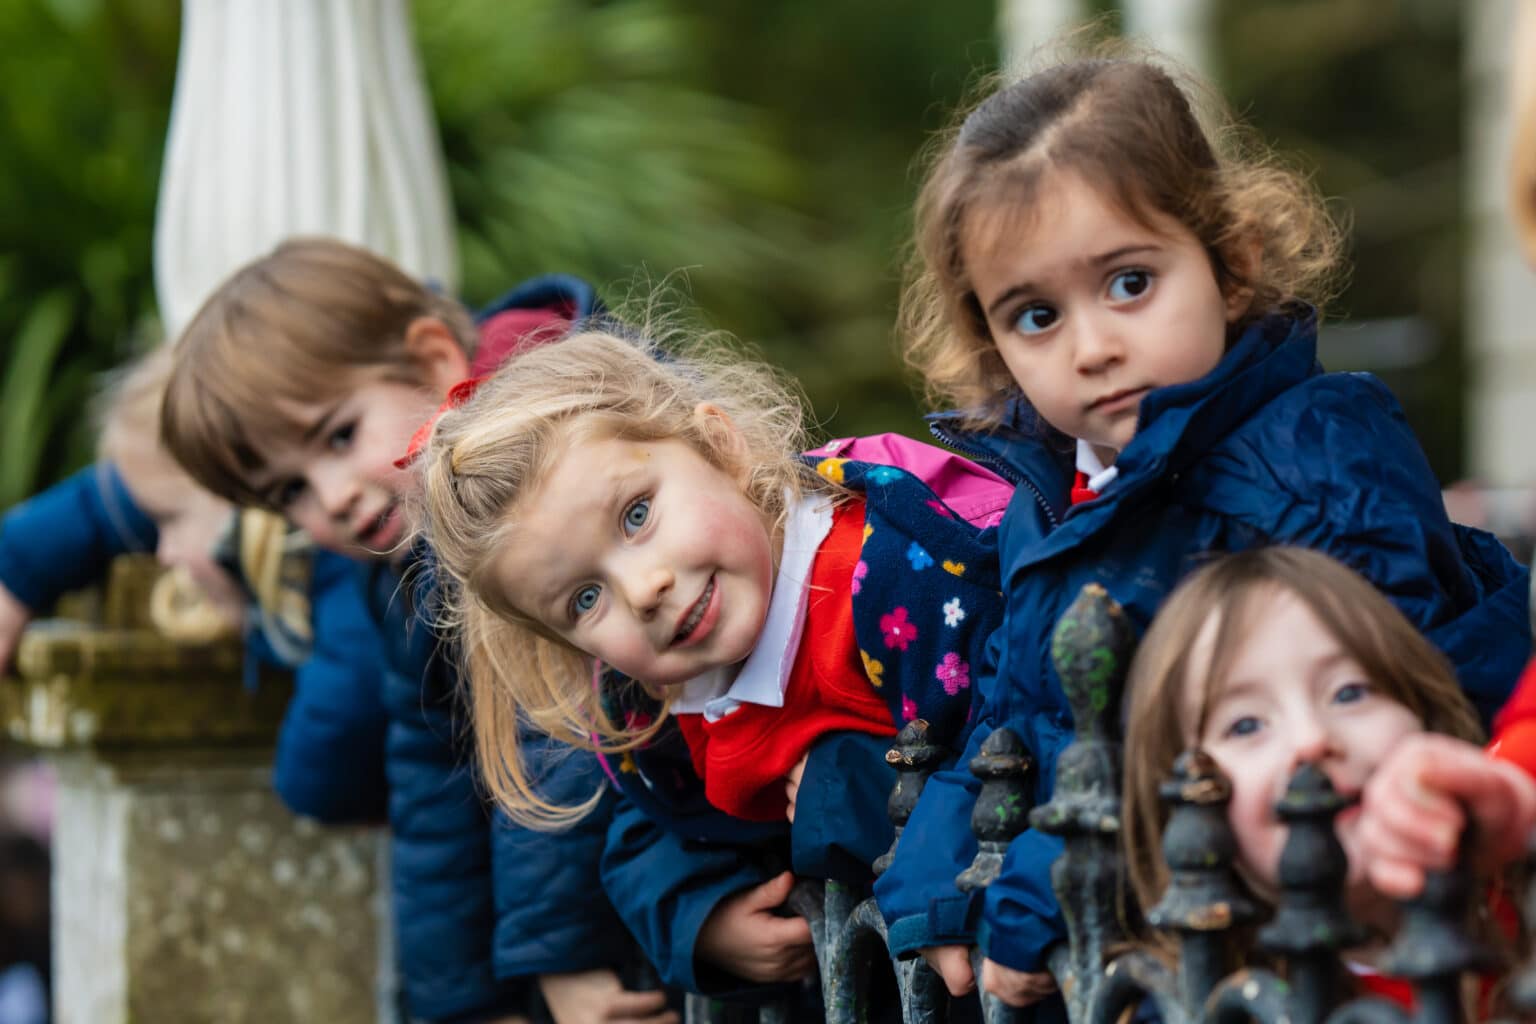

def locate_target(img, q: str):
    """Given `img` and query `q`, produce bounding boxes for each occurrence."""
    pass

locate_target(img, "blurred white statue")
[153,0,458,340]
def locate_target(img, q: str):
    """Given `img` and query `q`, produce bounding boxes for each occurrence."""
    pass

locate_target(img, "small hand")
[696,871,815,983]
[784,753,809,823]
[1359,732,1536,899]
[538,968,679,1023]
[919,944,974,997]
[981,958,1058,1007]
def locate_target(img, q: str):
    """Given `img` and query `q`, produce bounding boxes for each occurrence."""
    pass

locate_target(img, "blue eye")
[1224,715,1261,739]
[1108,269,1151,302]
[1013,304,1059,335]
[327,422,355,452]
[572,584,601,617]
[623,499,650,535]
[1334,682,1369,705]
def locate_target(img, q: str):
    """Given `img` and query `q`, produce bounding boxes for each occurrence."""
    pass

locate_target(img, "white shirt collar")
[1075,439,1120,494]
[670,493,836,722]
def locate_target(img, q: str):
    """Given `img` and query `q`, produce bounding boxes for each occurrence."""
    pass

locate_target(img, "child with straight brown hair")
[1123,547,1535,1012]
[160,237,674,1024]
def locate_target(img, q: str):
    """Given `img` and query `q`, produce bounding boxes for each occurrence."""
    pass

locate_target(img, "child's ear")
[692,402,751,476]
[404,317,472,399]
[1220,235,1264,323]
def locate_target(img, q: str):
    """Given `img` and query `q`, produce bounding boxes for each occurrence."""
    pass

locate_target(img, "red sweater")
[673,501,896,821]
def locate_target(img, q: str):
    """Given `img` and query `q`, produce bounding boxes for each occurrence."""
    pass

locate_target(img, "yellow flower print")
[816,458,848,484]
[619,752,638,774]
[860,649,885,688]
[942,560,966,576]
[863,522,874,543]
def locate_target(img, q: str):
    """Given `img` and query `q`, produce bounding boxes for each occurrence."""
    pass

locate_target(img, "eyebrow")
[299,400,345,445]
[984,244,1163,319]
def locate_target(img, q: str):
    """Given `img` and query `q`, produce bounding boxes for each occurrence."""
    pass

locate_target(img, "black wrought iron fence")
[684,583,1533,1024]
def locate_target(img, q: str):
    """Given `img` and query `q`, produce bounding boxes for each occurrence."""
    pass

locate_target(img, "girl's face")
[1188,587,1423,903]
[489,421,779,689]
[963,171,1246,464]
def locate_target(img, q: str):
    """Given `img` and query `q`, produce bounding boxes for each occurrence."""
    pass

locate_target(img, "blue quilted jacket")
[597,449,1009,992]
[0,464,390,823]
[874,310,1530,975]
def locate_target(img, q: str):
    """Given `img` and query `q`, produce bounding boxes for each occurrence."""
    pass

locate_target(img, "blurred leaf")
[0,291,75,506]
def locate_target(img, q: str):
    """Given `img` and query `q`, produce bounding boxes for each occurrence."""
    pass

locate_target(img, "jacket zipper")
[927,421,1060,530]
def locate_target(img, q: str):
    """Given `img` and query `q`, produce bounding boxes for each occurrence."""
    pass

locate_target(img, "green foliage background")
[0,0,1467,513]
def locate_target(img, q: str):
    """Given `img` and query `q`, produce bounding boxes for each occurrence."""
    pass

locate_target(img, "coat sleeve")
[790,729,899,882]
[600,788,777,995]
[873,729,984,958]
[381,585,528,1022]
[0,463,156,610]
[270,551,389,823]
[490,739,633,978]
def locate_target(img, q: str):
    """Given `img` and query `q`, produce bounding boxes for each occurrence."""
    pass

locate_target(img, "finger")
[1355,812,1457,878]
[759,912,814,947]
[944,959,976,998]
[1358,791,1462,868]
[743,871,796,910]
[1367,857,1428,901]
[603,990,671,1018]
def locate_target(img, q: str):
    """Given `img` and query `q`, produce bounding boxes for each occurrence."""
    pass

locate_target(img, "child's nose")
[313,468,357,518]
[1072,316,1124,374]
[621,567,674,618]
[1288,717,1340,769]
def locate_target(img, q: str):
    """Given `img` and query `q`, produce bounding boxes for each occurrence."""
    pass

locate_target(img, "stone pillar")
[4,559,387,1024]
[1468,0,1536,485]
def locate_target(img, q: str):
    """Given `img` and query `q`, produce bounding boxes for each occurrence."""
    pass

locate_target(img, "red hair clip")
[394,376,486,470]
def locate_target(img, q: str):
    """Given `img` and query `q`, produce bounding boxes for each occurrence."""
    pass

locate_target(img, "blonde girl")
[873,51,1530,1008]
[417,327,1012,988]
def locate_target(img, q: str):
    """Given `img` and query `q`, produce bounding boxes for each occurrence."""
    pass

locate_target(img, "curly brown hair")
[902,53,1345,428]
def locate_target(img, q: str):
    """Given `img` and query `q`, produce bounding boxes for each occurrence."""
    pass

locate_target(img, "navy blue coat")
[596,451,1010,992]
[874,311,1530,972]
[360,275,641,1021]
[0,465,390,823]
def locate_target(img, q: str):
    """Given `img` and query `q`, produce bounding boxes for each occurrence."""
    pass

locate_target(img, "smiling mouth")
[673,577,716,645]
[361,503,396,547]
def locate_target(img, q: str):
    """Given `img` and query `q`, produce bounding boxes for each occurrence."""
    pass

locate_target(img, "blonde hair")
[902,50,1344,428]
[418,327,818,827]
[97,345,174,466]
[94,346,242,643]
[161,236,476,507]
[1121,547,1484,953]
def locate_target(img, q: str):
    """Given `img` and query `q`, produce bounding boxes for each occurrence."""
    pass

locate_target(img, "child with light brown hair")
[159,237,674,1024]
[873,47,1530,1010]
[1123,546,1536,1011]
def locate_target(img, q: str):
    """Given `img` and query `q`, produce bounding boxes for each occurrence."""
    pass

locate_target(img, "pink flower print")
[880,607,917,651]
[935,652,971,695]
[851,560,869,596]
[902,695,918,723]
